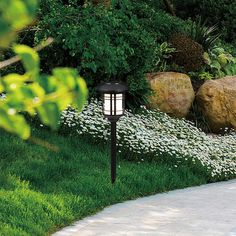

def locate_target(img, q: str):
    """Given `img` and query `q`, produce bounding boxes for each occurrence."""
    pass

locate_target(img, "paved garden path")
[53,180,236,236]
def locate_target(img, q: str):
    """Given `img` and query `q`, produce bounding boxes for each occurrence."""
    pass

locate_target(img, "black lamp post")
[97,81,128,184]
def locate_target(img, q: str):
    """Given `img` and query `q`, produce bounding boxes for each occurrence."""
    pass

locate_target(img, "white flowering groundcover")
[61,99,236,179]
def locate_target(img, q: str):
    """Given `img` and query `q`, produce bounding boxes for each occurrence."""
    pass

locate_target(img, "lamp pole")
[110,120,117,183]
[97,81,128,184]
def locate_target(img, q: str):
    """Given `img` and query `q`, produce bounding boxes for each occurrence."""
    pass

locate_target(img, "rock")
[147,72,195,118]
[196,76,236,133]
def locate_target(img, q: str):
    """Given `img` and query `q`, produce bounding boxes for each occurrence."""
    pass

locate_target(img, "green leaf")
[14,45,40,78]
[75,76,88,111]
[0,20,13,48]
[22,0,38,19]
[0,0,37,48]
[0,0,37,28]
[224,63,236,76]
[88,62,98,73]
[13,115,31,139]
[0,108,30,139]
[210,60,221,70]
[2,74,26,92]
[0,1,89,139]
[203,52,211,65]
[38,75,58,94]
[0,81,4,93]
[218,53,228,66]
[28,83,45,99]
[52,68,77,89]
[36,103,60,130]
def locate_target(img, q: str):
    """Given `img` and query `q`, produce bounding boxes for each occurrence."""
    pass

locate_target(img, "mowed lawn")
[0,127,209,236]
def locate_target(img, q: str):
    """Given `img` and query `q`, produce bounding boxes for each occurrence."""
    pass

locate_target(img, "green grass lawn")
[0,127,211,236]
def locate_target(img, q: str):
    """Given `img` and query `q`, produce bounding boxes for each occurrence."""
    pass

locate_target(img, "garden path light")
[97,81,128,183]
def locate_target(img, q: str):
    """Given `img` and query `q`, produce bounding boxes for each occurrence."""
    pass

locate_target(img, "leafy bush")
[129,1,189,43]
[131,0,165,11]
[221,42,236,57]
[61,100,236,179]
[36,2,158,106]
[169,33,204,72]
[224,63,236,76]
[35,0,190,107]
[204,47,236,78]
[153,42,176,72]
[188,45,236,86]
[126,72,152,108]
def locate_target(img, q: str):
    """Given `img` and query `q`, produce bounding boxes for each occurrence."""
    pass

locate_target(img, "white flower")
[61,99,236,178]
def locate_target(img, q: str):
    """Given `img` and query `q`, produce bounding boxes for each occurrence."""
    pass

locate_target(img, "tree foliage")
[0,0,88,139]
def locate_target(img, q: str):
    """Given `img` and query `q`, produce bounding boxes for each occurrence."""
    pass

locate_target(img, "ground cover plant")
[62,100,236,180]
[0,127,210,236]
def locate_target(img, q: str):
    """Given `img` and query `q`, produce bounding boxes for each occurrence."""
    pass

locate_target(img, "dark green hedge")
[173,0,236,44]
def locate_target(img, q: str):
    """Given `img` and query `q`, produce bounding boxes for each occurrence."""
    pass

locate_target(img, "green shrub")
[153,42,176,72]
[36,2,158,107]
[204,47,236,78]
[130,1,189,42]
[170,33,204,72]
[131,0,165,11]
[35,0,189,107]
[126,72,152,108]
[217,41,236,58]
[173,0,236,44]
[188,46,236,86]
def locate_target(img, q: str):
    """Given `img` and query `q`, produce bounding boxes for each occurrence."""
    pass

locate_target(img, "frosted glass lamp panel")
[115,94,123,115]
[104,93,123,116]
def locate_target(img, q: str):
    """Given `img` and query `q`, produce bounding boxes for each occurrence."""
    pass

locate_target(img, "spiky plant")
[189,17,221,51]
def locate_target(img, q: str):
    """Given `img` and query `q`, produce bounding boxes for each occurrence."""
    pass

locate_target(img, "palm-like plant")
[189,17,221,51]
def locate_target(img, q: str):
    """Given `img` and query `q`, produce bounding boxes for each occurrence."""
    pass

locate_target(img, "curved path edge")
[53,180,236,236]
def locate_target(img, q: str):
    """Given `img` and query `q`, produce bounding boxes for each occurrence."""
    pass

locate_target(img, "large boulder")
[196,76,236,132]
[147,72,195,118]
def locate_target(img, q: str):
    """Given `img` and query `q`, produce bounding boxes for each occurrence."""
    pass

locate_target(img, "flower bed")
[61,99,236,179]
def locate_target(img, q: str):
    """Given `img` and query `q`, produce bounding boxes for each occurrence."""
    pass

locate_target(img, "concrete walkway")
[53,180,236,236]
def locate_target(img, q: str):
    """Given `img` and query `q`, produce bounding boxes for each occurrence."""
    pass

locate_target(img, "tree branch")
[0,37,54,70]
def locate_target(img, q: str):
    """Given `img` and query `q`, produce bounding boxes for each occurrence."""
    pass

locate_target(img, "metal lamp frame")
[97,82,128,183]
